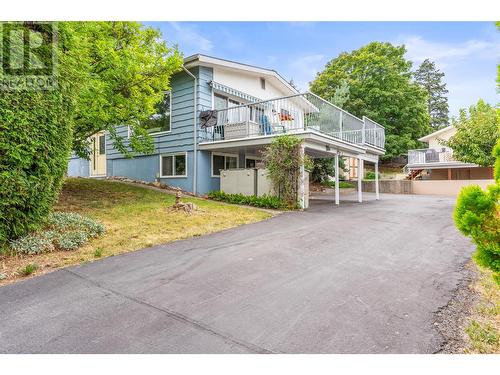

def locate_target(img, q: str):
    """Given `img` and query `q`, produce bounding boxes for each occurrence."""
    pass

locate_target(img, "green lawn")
[0,178,273,285]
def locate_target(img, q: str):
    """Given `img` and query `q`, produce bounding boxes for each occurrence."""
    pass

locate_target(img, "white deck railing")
[408,148,455,165]
[199,92,385,149]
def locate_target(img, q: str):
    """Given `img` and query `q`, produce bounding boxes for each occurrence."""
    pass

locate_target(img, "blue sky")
[145,22,499,117]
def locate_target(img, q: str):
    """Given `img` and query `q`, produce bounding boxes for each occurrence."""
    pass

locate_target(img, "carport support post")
[357,156,363,203]
[334,153,340,205]
[375,161,380,200]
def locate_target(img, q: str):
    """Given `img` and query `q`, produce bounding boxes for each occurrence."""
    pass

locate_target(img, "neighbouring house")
[68,54,386,207]
[405,125,494,195]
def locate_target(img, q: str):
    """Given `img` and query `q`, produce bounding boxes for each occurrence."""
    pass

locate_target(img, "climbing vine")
[262,135,312,208]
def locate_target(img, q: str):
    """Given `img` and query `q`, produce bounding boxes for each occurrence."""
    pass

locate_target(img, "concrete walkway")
[0,194,474,353]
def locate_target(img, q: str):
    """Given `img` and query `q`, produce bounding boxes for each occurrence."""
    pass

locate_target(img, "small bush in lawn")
[94,248,103,258]
[18,263,38,277]
[207,191,287,209]
[10,234,55,255]
[47,212,105,237]
[8,212,105,256]
[56,231,89,251]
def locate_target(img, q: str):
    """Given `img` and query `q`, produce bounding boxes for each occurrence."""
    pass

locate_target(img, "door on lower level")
[90,132,106,176]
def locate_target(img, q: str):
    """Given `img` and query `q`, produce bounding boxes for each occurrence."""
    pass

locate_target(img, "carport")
[199,130,383,208]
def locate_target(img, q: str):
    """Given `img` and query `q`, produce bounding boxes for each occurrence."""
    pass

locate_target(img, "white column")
[375,161,380,200]
[334,154,340,205]
[357,156,363,203]
[299,144,306,209]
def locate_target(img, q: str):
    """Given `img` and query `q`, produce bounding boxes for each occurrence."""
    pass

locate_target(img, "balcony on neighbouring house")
[199,92,385,150]
[407,148,456,166]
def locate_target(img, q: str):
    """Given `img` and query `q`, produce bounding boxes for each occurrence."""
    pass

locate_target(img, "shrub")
[454,136,500,284]
[8,212,105,255]
[207,191,287,210]
[364,171,380,180]
[321,180,355,189]
[10,235,55,255]
[18,263,38,277]
[56,231,89,251]
[47,212,105,237]
[0,23,75,246]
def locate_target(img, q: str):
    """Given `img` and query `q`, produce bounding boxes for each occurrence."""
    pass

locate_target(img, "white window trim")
[159,152,188,178]
[245,155,261,168]
[149,91,172,135]
[211,152,239,178]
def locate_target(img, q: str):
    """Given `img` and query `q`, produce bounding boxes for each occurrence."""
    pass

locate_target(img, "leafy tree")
[66,22,183,158]
[444,99,498,167]
[330,79,350,108]
[310,42,431,159]
[414,59,449,129]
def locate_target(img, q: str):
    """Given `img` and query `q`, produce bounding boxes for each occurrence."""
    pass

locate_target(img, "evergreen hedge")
[0,23,74,245]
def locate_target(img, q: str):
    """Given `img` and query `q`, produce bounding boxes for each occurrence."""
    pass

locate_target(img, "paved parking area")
[0,194,474,353]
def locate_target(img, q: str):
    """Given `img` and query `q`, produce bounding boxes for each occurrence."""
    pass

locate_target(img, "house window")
[245,157,261,168]
[161,153,186,177]
[260,77,266,90]
[98,134,106,155]
[144,91,171,134]
[212,153,238,176]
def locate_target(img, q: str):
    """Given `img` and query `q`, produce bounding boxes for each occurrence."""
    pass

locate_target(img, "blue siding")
[197,150,220,194]
[65,66,219,196]
[67,155,89,177]
[108,154,158,182]
[106,68,199,160]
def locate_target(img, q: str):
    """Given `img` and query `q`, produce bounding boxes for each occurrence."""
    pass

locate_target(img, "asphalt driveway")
[0,194,474,353]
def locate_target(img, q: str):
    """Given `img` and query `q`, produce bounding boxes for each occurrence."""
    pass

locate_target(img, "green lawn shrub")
[9,212,105,255]
[207,191,287,210]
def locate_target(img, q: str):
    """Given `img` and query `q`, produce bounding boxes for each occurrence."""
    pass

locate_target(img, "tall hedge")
[0,23,74,245]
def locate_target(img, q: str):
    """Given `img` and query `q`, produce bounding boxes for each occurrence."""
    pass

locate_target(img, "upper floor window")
[143,91,171,134]
[260,78,266,90]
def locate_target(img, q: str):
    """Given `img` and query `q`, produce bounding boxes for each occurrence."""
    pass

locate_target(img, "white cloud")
[168,22,214,53]
[287,54,326,91]
[394,34,500,68]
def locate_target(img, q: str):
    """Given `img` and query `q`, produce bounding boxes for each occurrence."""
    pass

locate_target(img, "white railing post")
[339,112,344,141]
[334,153,340,206]
[362,118,366,144]
[375,161,380,200]
[357,156,363,203]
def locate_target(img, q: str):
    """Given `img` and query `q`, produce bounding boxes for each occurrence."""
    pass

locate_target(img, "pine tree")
[414,59,449,129]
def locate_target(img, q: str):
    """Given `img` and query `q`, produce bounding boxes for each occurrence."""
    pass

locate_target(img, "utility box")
[220,168,273,196]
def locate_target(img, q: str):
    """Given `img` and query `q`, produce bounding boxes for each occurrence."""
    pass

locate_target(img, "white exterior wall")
[425,127,456,148]
[213,67,291,101]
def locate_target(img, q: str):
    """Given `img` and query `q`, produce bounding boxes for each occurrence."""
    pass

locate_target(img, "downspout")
[183,66,198,195]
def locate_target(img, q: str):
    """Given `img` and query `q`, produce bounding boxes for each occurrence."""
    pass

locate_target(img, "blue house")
[68,54,386,205]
